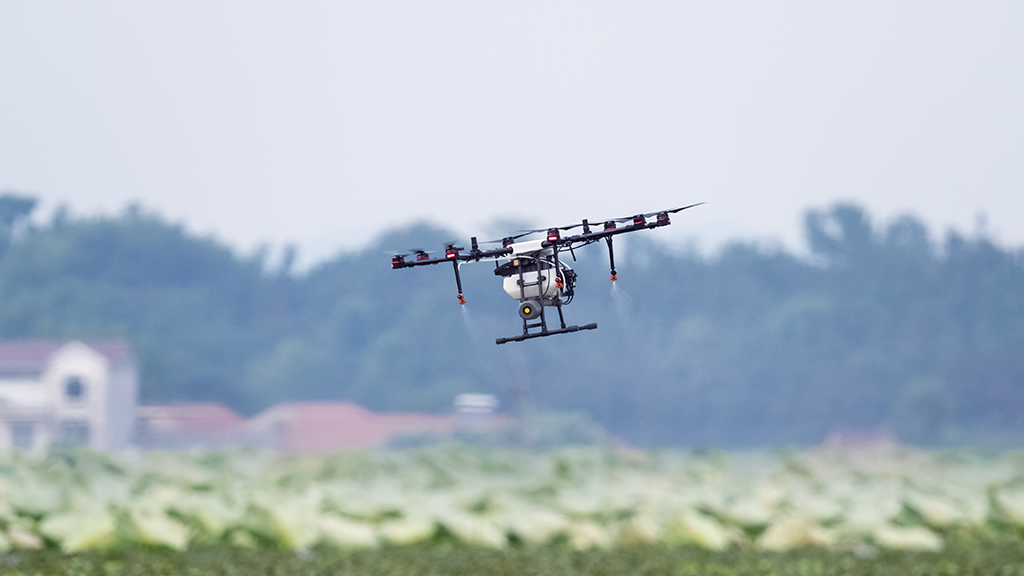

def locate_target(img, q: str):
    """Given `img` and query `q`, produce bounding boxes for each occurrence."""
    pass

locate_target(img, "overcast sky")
[1,2,1021,265]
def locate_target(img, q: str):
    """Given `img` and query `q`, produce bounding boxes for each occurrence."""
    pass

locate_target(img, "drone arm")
[474,246,514,260]
[392,245,513,269]
[552,247,563,290]
[605,237,617,281]
[392,255,449,268]
[561,205,698,247]
[451,259,466,304]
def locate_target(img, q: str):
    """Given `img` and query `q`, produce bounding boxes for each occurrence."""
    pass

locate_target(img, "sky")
[1,2,1021,266]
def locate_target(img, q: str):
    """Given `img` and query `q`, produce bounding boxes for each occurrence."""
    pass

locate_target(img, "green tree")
[0,192,38,254]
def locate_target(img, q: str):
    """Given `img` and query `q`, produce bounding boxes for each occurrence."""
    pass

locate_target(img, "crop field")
[2,444,1024,574]
[2,539,1024,576]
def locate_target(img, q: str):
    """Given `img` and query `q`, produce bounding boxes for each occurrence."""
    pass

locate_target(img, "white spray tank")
[498,240,564,305]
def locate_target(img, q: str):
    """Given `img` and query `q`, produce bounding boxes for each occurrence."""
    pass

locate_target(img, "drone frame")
[494,251,595,345]
[391,203,703,344]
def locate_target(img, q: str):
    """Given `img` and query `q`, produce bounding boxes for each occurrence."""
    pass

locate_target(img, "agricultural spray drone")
[391,203,703,344]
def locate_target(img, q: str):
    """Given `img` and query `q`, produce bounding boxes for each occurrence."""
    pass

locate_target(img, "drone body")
[391,203,703,344]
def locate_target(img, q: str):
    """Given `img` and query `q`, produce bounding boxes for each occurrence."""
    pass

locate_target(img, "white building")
[0,340,137,452]
[453,393,499,433]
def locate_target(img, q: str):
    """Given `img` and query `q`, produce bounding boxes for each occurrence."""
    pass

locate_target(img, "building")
[454,393,499,433]
[135,403,273,449]
[0,338,496,454]
[0,340,137,452]
[247,402,456,452]
[138,400,507,453]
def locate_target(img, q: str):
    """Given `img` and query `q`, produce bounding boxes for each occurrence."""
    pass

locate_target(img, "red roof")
[252,402,455,453]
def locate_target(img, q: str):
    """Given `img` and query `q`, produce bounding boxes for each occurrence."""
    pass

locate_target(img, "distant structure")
[247,402,456,453]
[0,340,137,452]
[136,399,506,453]
[0,339,499,454]
[453,393,499,434]
[824,428,897,448]
[134,403,272,450]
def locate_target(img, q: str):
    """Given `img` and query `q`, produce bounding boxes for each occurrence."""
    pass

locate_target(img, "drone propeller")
[643,202,706,218]
[390,249,425,268]
[551,221,590,232]
[477,202,708,245]
[512,228,553,239]
[481,230,535,246]
[442,241,466,260]
[409,248,431,261]
[596,202,707,224]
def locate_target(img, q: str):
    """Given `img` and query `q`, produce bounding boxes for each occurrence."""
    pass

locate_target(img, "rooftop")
[0,339,134,372]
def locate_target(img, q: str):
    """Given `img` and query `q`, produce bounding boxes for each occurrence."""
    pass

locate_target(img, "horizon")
[2,2,1021,267]
[7,194,1013,271]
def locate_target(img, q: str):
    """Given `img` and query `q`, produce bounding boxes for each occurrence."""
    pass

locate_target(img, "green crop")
[2,444,1024,558]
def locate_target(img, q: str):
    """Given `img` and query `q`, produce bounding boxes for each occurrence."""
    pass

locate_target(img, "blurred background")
[1,2,1022,448]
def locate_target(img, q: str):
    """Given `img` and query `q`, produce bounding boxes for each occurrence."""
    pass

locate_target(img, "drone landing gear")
[495,299,597,345]
[495,247,596,345]
[495,322,598,345]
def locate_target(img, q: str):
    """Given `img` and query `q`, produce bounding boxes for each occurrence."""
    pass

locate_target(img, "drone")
[391,203,704,345]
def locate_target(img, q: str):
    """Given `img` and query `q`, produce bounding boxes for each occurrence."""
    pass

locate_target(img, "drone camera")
[518,300,542,320]
[546,228,560,242]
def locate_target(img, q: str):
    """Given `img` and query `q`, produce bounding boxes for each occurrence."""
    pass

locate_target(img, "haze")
[1,2,1021,265]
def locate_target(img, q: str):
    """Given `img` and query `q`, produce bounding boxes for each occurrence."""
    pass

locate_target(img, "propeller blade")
[481,204,706,244]
[481,235,521,245]
[596,202,706,223]
[645,202,706,218]
[592,215,641,224]
[592,214,639,224]
[510,230,544,239]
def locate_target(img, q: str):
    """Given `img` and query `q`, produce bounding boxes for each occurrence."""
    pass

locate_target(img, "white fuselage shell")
[500,240,562,304]
[503,269,560,302]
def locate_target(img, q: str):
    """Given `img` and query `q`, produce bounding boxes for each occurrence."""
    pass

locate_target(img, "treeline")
[1,194,1022,447]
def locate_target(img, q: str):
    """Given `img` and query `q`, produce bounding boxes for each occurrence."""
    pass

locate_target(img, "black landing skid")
[495,318,598,345]
[495,253,597,345]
